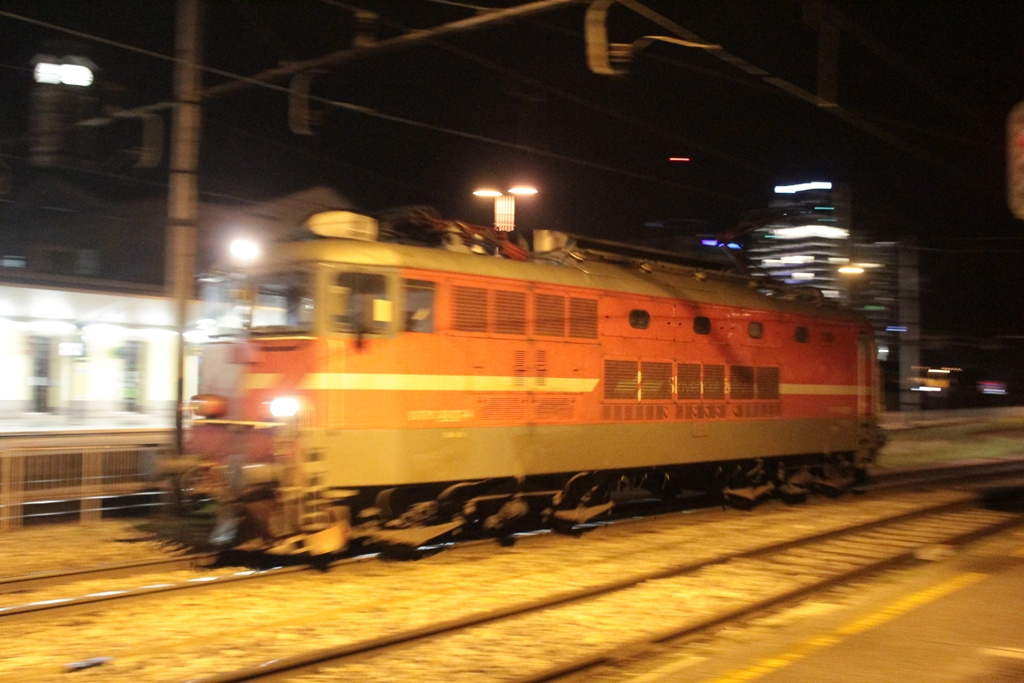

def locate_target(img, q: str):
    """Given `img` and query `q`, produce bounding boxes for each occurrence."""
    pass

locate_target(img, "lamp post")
[473,185,537,231]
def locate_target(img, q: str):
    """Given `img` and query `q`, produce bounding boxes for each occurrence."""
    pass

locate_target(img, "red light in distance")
[669,157,691,162]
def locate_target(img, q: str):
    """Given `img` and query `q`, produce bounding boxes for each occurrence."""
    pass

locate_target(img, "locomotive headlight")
[269,396,301,419]
[191,394,228,419]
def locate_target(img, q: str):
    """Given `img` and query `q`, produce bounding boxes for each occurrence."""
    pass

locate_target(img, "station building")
[0,184,350,431]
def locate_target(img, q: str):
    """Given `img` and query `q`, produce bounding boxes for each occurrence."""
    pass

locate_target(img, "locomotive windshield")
[195,270,315,337]
[250,270,315,334]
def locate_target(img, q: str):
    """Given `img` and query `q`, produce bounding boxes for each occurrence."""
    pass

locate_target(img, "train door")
[857,330,878,420]
[324,265,399,429]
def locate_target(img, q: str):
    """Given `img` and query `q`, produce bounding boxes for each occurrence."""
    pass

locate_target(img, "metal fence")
[0,430,176,531]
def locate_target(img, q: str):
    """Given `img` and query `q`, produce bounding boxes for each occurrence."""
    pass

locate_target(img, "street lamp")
[473,186,537,232]
[229,237,261,265]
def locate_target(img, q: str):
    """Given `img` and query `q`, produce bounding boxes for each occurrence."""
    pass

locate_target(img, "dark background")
[1,0,1023,339]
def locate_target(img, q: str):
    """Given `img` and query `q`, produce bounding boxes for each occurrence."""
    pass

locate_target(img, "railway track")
[3,462,1023,682]
[0,553,217,595]
[3,459,1021,630]
[0,554,318,625]
[182,494,1021,682]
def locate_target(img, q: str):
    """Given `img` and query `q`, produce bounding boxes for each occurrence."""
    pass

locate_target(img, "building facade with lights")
[747,181,921,411]
[747,182,854,299]
[0,279,196,430]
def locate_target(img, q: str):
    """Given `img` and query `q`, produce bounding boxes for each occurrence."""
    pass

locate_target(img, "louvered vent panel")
[495,291,527,335]
[756,366,780,399]
[641,361,673,400]
[454,286,488,332]
[535,294,565,337]
[569,298,598,338]
[703,364,725,400]
[604,359,638,400]
[478,397,525,421]
[730,366,755,400]
[677,363,701,400]
[514,350,526,387]
[534,397,575,421]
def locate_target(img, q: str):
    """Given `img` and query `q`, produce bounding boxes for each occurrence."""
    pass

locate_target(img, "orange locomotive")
[182,209,884,555]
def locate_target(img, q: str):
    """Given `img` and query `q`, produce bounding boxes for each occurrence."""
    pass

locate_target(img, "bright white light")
[770,225,849,239]
[58,342,84,357]
[29,320,77,335]
[791,272,815,280]
[33,61,94,86]
[473,189,503,197]
[780,255,814,263]
[508,186,538,195]
[774,181,833,194]
[183,330,209,344]
[83,323,127,342]
[912,386,942,392]
[838,266,864,274]
[269,396,300,418]
[229,238,260,264]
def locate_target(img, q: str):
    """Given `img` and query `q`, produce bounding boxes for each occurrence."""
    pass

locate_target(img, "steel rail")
[517,508,1024,683]
[0,553,217,595]
[190,494,1021,682]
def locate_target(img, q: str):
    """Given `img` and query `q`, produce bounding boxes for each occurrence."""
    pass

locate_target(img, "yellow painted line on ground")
[981,647,1024,660]
[708,572,988,683]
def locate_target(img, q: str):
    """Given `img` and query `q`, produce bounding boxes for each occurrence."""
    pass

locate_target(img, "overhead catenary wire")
[0,2,740,205]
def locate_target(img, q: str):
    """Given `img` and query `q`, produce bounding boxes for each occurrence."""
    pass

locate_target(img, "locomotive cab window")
[249,271,315,334]
[694,316,712,335]
[331,272,393,335]
[748,321,764,339]
[403,279,434,333]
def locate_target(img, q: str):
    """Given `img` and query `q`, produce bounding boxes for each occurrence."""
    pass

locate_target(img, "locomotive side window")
[332,272,392,334]
[795,326,809,343]
[694,316,712,335]
[403,279,434,333]
[629,309,650,329]
[747,321,764,339]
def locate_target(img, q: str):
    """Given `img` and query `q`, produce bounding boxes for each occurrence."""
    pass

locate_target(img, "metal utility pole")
[167,0,203,454]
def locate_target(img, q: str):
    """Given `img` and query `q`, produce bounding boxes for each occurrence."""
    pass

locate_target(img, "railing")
[0,430,176,531]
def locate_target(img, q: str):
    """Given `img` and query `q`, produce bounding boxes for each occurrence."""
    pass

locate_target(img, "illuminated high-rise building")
[747,181,920,411]
[747,181,853,299]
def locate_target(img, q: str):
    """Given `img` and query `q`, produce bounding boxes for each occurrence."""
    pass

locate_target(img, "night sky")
[2,1,1023,338]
